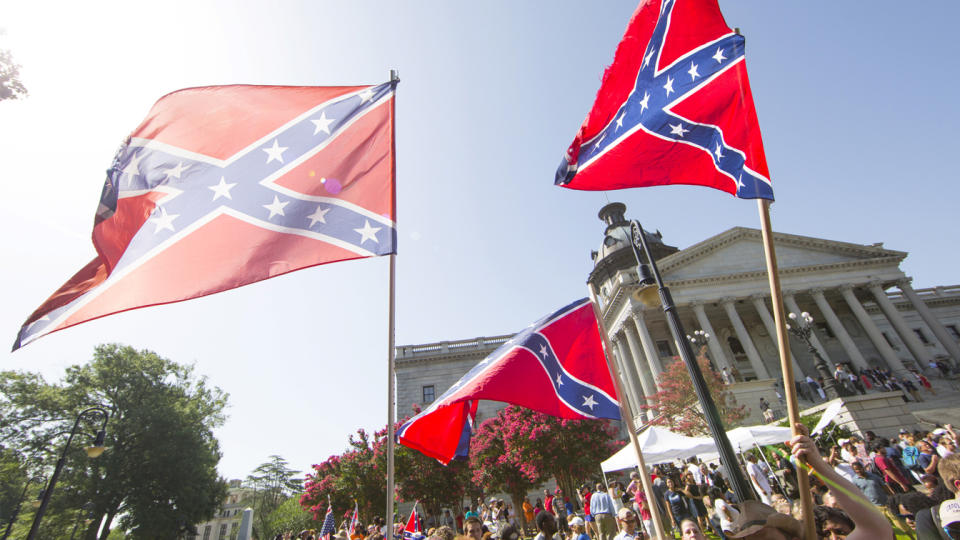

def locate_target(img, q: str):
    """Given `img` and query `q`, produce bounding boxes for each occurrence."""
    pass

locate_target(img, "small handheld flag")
[556,0,771,200]
[403,503,424,540]
[397,298,620,464]
[348,500,359,535]
[320,500,336,540]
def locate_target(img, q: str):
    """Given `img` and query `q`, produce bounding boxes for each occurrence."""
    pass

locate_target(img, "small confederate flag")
[14,82,397,350]
[403,504,424,540]
[556,0,772,200]
[397,299,619,464]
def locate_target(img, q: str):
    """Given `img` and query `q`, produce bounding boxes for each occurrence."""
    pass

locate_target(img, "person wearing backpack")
[904,433,924,482]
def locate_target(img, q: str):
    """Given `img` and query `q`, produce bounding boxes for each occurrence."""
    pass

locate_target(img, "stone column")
[869,282,932,367]
[811,289,868,370]
[840,285,905,372]
[785,294,834,369]
[612,333,643,415]
[692,301,732,370]
[721,298,770,379]
[898,279,960,363]
[623,320,658,399]
[630,310,664,379]
[751,294,803,377]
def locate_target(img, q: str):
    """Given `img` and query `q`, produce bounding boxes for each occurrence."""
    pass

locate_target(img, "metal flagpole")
[386,69,399,535]
[628,220,755,503]
[756,199,816,540]
[587,285,668,540]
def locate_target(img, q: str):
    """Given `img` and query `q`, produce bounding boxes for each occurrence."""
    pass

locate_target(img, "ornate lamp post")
[688,330,712,362]
[27,407,109,540]
[786,312,841,400]
[1,475,45,540]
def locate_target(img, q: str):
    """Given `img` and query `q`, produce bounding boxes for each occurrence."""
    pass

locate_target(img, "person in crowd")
[613,507,640,540]
[464,517,484,540]
[498,523,520,540]
[681,471,710,531]
[552,491,569,536]
[745,453,774,505]
[709,485,739,537]
[523,498,535,530]
[568,516,590,540]
[590,482,617,540]
[608,481,625,514]
[545,489,556,516]
[534,511,561,540]
[679,518,709,540]
[578,485,596,540]
[873,440,913,493]
[916,452,960,538]
[664,477,691,530]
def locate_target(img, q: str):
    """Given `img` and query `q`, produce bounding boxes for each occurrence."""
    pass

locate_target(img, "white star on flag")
[358,88,374,103]
[122,153,144,182]
[556,373,564,386]
[149,207,178,233]
[713,47,727,63]
[582,395,598,410]
[354,220,381,245]
[262,139,288,164]
[209,176,237,201]
[311,112,335,135]
[639,91,650,114]
[687,62,700,81]
[306,205,330,227]
[714,145,724,159]
[663,75,675,96]
[642,48,655,69]
[263,195,289,219]
[163,161,190,181]
[669,123,689,137]
[539,344,548,358]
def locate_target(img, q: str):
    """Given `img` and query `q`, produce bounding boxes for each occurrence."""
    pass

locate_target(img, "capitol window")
[422,385,435,404]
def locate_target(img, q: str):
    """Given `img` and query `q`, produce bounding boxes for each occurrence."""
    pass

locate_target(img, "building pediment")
[658,227,906,282]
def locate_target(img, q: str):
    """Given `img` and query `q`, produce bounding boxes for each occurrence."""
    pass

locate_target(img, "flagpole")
[756,199,816,540]
[587,285,667,540]
[386,69,400,535]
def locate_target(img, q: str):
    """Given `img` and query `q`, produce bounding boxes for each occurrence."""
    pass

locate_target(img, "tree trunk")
[509,491,526,532]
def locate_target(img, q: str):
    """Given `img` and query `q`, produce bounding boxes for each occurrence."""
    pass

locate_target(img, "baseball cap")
[837,438,849,446]
[724,501,802,539]
[568,516,585,527]
[940,499,960,539]
[934,428,948,435]
[617,508,636,521]
[899,428,909,434]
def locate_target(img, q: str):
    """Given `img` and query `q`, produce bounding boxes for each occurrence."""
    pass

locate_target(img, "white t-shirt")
[714,498,740,532]
[687,463,704,485]
[747,461,771,494]
[614,531,637,540]
[834,463,857,484]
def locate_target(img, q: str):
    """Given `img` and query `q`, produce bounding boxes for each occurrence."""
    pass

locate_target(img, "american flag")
[320,503,336,540]
[14,82,397,350]
[556,0,772,200]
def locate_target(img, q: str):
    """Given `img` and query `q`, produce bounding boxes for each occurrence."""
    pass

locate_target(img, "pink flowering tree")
[642,353,747,436]
[301,428,387,522]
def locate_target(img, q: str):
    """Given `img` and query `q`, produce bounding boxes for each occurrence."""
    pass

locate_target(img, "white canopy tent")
[602,424,795,473]
[601,426,716,472]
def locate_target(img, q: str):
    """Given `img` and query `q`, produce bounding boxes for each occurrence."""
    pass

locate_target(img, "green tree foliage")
[243,455,303,539]
[394,438,471,519]
[264,497,324,539]
[0,49,27,101]
[0,344,229,539]
[302,427,388,524]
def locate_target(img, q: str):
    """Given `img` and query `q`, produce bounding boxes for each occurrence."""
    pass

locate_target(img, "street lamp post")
[26,407,109,540]
[786,312,841,400]
[628,220,756,503]
[1,475,45,540]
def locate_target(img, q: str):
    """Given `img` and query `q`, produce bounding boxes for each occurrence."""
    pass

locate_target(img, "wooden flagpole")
[386,69,399,533]
[587,285,667,540]
[757,199,816,540]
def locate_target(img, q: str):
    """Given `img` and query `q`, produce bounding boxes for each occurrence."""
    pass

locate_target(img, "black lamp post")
[786,312,841,400]
[26,407,109,540]
[628,220,755,503]
[1,475,45,540]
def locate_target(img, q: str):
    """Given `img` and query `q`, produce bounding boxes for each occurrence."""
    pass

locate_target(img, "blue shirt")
[590,491,615,515]
[851,472,888,505]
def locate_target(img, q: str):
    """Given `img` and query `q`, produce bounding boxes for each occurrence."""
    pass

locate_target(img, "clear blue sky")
[2,1,958,481]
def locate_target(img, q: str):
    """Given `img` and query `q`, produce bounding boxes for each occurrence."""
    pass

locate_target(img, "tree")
[0,49,27,101]
[264,497,323,539]
[0,344,229,539]
[302,427,387,524]
[394,437,472,520]
[244,455,303,540]
[642,351,747,436]
[496,406,623,505]
[469,410,544,530]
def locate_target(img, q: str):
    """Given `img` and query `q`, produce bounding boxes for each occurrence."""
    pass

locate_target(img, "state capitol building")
[395,203,960,426]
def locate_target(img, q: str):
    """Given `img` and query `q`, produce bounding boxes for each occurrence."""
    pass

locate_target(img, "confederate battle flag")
[14,82,397,350]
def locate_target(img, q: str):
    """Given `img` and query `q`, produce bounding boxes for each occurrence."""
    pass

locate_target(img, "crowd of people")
[281,421,960,540]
